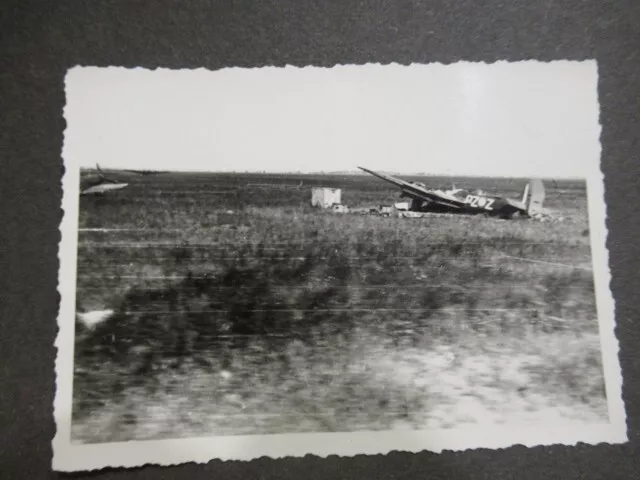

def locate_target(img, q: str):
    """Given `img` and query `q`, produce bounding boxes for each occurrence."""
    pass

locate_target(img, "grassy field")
[70,170,608,443]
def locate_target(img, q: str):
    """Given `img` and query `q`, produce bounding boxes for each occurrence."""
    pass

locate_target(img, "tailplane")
[523,179,545,216]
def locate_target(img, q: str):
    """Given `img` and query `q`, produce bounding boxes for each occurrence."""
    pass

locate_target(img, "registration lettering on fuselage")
[463,194,495,211]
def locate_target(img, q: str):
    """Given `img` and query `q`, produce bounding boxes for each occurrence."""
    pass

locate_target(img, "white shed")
[311,188,342,208]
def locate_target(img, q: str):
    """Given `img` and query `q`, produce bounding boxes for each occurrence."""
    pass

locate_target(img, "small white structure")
[311,188,341,208]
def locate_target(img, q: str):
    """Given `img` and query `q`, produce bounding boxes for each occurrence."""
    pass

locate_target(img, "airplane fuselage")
[357,166,540,220]
[404,190,525,218]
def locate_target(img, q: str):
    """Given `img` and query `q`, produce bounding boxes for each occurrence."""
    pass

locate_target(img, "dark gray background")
[1,0,639,478]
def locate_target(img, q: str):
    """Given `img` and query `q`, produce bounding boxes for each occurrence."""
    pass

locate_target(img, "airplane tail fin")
[523,179,545,216]
[96,163,105,179]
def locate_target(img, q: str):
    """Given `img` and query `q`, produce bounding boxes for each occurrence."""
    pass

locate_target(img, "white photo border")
[52,61,627,472]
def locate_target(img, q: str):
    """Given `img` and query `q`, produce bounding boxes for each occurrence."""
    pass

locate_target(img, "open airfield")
[71,169,608,443]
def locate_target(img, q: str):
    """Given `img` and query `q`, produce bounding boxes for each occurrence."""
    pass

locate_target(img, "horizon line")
[79,165,585,181]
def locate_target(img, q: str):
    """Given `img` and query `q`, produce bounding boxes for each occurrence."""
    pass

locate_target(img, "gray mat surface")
[1,1,639,478]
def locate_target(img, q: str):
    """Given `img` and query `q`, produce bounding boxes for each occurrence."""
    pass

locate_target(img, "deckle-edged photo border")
[52,61,627,472]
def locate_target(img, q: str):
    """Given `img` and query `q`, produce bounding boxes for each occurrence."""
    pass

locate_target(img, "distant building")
[311,188,342,208]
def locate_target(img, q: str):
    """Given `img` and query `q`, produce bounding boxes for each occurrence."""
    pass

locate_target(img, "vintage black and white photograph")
[53,61,626,471]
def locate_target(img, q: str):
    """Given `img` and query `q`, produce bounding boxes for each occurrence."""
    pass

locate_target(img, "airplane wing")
[81,182,129,195]
[358,167,465,209]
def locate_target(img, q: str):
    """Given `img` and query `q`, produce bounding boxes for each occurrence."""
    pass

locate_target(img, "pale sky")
[63,61,600,178]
